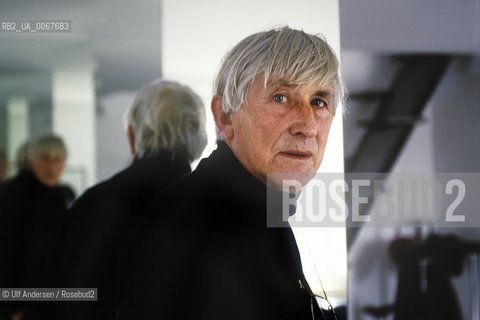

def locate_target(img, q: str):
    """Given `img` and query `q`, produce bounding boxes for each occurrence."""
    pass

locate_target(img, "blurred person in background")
[61,79,207,320]
[0,134,71,320]
[12,139,74,207]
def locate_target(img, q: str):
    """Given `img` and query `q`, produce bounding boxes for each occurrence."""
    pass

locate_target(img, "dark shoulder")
[69,178,111,209]
[145,163,221,216]
[69,163,142,206]
[0,172,29,191]
[0,172,35,203]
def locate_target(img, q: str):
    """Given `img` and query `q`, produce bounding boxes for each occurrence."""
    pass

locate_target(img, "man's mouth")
[278,150,313,160]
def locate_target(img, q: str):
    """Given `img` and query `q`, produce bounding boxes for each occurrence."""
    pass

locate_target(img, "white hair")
[27,134,67,160]
[126,79,208,162]
[213,26,346,134]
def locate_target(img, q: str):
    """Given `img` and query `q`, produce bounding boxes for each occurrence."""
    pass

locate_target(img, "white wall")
[53,66,96,194]
[95,92,134,182]
[6,96,29,165]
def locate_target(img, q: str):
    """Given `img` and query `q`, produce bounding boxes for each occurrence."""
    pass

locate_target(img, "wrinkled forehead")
[268,78,334,91]
[253,77,335,99]
[261,50,340,89]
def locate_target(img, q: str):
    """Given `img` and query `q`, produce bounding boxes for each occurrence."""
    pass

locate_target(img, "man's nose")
[46,160,59,171]
[288,104,317,138]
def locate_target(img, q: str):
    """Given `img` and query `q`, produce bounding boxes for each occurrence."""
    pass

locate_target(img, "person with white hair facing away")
[62,79,207,320]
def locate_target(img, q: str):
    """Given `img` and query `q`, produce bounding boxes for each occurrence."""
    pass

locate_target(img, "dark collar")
[132,150,190,168]
[16,169,48,189]
[128,151,191,180]
[197,141,296,226]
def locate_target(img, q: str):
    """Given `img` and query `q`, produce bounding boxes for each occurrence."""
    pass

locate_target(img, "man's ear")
[126,125,136,156]
[211,95,234,141]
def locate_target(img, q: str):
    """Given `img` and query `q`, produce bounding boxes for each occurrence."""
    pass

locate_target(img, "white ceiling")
[340,0,479,54]
[0,0,162,95]
[0,0,478,98]
[1,0,477,168]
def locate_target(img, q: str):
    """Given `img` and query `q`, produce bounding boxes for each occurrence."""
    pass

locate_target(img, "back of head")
[214,26,345,116]
[127,79,208,162]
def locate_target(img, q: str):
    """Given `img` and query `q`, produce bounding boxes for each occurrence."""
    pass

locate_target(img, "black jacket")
[0,170,68,288]
[62,151,191,320]
[116,142,324,320]
[0,170,70,319]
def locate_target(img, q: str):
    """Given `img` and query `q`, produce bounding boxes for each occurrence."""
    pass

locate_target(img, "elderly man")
[62,79,207,320]
[117,26,344,320]
[0,134,71,319]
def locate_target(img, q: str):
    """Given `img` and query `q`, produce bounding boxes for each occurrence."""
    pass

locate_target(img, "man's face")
[227,78,335,187]
[29,152,66,187]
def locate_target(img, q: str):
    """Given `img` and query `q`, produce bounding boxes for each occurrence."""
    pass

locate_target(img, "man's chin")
[40,178,58,188]
[266,171,316,193]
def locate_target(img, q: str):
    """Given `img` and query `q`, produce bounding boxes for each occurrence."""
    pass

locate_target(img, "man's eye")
[273,94,287,103]
[311,98,326,108]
